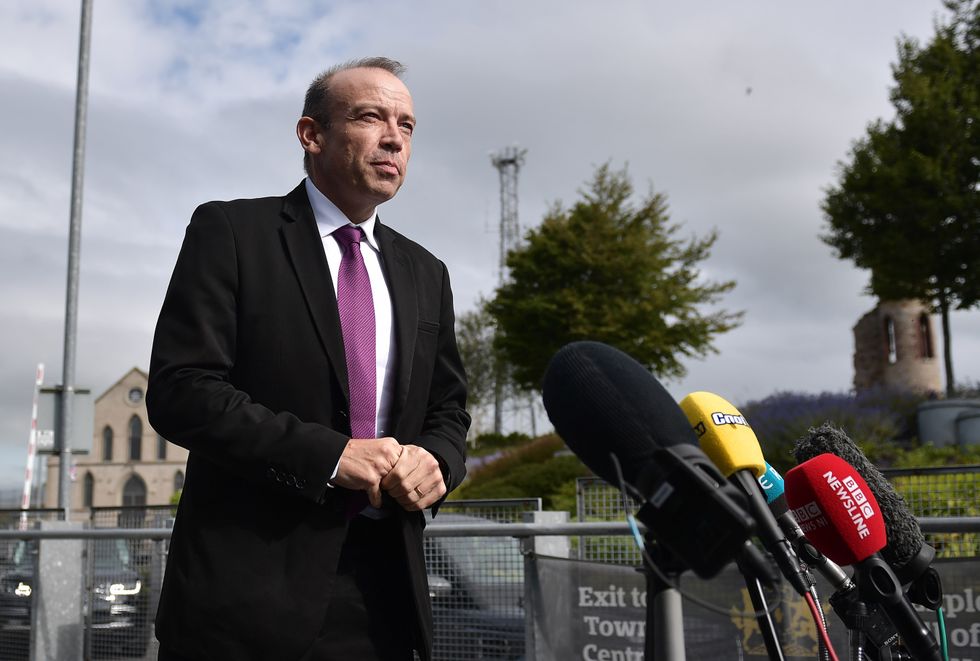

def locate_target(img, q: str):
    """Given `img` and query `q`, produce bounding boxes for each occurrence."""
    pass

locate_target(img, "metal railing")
[0,500,541,661]
[426,498,541,659]
[438,497,542,523]
[884,465,980,519]
[89,505,175,530]
[575,478,643,565]
[576,465,980,562]
[2,502,979,661]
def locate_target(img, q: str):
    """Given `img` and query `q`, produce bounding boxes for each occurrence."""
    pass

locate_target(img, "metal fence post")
[522,511,570,661]
[32,521,84,661]
[520,534,535,661]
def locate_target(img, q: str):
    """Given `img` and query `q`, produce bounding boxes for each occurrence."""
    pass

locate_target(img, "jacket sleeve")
[146,202,347,504]
[411,262,470,498]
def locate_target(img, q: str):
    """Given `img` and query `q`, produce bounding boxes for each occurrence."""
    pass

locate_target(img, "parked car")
[0,540,34,658]
[0,538,149,659]
[425,513,525,660]
[87,538,151,657]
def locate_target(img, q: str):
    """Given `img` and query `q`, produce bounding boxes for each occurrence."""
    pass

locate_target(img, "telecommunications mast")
[489,146,527,434]
[490,146,527,285]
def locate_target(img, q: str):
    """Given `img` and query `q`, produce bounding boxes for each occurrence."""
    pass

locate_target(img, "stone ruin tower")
[853,299,941,394]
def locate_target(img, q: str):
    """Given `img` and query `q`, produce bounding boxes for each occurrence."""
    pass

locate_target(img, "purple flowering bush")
[740,388,923,473]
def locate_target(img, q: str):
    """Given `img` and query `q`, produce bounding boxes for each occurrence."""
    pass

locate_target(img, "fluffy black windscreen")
[794,423,924,570]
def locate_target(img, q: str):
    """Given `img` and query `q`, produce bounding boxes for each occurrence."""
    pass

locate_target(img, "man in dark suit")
[146,56,469,661]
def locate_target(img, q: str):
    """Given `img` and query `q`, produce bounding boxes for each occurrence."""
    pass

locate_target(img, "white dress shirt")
[304,177,397,439]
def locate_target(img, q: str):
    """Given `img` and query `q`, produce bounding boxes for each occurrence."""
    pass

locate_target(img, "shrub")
[953,380,980,398]
[740,388,922,472]
[454,454,591,509]
[889,469,980,558]
[469,431,532,457]
[549,480,579,516]
[891,444,980,467]
[451,434,591,509]
[458,435,565,485]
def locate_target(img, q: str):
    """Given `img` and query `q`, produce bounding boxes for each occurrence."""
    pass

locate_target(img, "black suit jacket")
[146,182,470,660]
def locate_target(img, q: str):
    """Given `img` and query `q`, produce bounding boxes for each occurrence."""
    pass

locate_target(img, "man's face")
[308,67,415,221]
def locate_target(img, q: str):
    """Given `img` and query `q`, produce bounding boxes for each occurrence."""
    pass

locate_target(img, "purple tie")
[335,225,376,517]
[333,225,377,441]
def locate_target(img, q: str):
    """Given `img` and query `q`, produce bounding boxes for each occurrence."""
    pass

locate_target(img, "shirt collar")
[304,177,381,252]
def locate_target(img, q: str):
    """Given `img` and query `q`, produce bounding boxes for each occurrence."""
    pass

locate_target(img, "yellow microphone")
[680,390,810,596]
[679,391,765,478]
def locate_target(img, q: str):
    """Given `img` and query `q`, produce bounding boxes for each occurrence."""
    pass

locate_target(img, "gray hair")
[301,57,406,174]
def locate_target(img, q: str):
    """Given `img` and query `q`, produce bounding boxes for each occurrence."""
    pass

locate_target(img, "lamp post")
[56,0,94,517]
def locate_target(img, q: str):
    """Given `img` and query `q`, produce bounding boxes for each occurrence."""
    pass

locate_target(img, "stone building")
[43,367,188,515]
[852,299,941,394]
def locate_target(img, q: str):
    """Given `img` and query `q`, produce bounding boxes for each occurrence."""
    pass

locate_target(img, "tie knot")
[334,225,365,250]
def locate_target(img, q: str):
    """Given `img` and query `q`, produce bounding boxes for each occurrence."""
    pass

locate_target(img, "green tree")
[487,163,742,390]
[455,301,523,436]
[822,0,980,395]
[455,303,497,410]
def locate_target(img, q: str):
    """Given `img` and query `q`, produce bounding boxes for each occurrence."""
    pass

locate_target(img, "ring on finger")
[414,486,426,498]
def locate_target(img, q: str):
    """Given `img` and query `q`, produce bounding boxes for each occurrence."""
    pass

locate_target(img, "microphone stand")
[829,586,913,661]
[641,534,687,661]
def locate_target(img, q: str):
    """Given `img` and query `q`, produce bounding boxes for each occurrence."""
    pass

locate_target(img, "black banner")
[529,554,980,660]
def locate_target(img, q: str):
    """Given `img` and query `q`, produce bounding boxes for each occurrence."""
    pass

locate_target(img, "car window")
[10,541,30,569]
[93,539,131,570]
[437,536,522,584]
[12,542,23,567]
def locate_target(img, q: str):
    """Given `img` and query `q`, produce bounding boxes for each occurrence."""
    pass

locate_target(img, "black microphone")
[795,424,943,610]
[542,341,769,580]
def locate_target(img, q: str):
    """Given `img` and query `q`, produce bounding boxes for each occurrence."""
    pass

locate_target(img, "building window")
[122,474,147,507]
[128,416,142,461]
[102,426,113,462]
[174,470,184,493]
[884,316,898,364]
[83,472,94,507]
[918,313,934,359]
[157,434,167,461]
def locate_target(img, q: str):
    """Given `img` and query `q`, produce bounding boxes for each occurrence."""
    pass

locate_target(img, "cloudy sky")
[1,0,977,492]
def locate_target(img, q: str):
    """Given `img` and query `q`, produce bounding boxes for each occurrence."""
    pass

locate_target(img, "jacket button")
[339,410,349,419]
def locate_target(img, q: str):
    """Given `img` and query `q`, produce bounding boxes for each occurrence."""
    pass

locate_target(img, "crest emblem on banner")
[730,589,825,657]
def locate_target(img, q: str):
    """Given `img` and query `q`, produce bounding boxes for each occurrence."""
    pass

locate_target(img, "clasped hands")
[333,437,445,511]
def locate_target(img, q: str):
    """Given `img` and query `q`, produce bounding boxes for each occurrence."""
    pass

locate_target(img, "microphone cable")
[613,451,844,661]
[808,584,831,661]
[802,587,841,661]
[609,452,784,621]
[938,606,949,661]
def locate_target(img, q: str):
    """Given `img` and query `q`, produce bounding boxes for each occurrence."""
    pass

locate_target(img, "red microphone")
[785,454,941,661]
[783,453,885,566]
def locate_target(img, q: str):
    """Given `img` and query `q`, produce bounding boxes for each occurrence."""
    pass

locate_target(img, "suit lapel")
[376,222,417,430]
[279,182,350,404]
